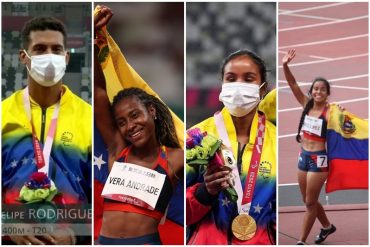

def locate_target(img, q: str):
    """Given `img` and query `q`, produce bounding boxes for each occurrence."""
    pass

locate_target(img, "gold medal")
[231,214,257,241]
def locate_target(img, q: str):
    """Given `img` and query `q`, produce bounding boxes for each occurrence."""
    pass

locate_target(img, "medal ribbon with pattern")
[214,111,266,241]
[23,87,61,175]
[240,113,265,213]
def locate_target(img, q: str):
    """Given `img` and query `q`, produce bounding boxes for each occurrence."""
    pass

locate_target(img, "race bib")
[316,155,328,168]
[101,162,166,209]
[302,115,323,136]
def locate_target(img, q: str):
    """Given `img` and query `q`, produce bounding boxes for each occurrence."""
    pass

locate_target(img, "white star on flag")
[221,197,231,207]
[94,154,106,170]
[11,160,18,168]
[22,157,29,165]
[253,203,263,214]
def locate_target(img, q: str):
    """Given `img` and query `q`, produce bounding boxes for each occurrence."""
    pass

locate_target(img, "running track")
[278,1,368,188]
[278,2,368,244]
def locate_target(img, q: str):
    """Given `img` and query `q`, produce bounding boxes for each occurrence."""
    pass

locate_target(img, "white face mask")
[24,50,66,87]
[219,82,265,117]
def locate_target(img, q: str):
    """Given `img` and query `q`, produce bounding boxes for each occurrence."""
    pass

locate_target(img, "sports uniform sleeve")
[186,183,215,225]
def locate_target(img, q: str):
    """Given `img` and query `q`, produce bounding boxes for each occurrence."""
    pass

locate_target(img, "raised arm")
[282,49,308,107]
[94,6,125,162]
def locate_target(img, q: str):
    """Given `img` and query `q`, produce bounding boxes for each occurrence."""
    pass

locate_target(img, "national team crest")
[258,161,272,179]
[340,114,356,134]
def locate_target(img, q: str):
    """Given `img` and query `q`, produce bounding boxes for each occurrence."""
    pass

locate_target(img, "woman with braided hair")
[94,6,183,245]
[282,49,336,245]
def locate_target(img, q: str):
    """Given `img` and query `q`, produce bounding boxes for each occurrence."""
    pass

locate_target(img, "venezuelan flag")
[258,88,276,125]
[326,104,368,193]
[93,6,184,244]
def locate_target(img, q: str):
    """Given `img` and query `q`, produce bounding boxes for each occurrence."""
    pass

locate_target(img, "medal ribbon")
[214,111,266,214]
[214,112,243,210]
[23,87,61,175]
[240,113,265,214]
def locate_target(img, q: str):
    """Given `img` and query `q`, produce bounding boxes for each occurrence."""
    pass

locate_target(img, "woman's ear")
[260,82,268,99]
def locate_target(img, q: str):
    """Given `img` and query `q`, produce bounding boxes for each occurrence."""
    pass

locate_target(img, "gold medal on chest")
[231,214,257,241]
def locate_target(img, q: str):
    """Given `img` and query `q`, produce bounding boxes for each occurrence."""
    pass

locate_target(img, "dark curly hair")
[296,77,331,142]
[21,16,67,49]
[112,87,180,148]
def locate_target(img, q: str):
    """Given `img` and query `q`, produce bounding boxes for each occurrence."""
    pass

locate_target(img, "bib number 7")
[317,155,328,168]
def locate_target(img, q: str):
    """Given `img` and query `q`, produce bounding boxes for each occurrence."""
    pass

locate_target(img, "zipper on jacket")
[237,143,246,174]
[40,107,55,175]
[40,108,46,144]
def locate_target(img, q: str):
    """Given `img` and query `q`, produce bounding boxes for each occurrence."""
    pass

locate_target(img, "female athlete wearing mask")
[186,50,276,245]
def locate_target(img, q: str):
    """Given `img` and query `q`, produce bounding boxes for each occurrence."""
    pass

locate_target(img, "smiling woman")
[110,88,180,149]
[93,5,184,245]
[282,49,336,245]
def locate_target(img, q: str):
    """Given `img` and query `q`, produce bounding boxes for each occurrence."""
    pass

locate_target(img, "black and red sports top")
[104,146,174,221]
[302,105,328,143]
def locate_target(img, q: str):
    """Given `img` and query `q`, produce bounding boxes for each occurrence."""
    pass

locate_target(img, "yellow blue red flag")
[326,104,368,193]
[93,6,184,244]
